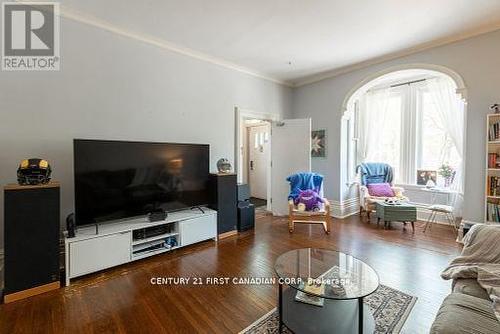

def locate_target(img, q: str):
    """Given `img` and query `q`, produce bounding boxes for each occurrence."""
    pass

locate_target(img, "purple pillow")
[367,183,395,197]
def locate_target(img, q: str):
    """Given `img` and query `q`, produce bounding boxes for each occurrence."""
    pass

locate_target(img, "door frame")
[235,106,280,212]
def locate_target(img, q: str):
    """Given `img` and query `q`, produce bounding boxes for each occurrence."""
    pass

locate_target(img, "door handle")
[250,161,254,170]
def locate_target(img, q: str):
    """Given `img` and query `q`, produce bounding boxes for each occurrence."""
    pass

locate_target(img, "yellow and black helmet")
[17,158,52,185]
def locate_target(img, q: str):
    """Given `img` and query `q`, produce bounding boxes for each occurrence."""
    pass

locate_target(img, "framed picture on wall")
[416,170,437,186]
[311,129,326,158]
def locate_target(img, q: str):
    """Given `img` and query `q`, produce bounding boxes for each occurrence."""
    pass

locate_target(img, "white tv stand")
[64,207,217,286]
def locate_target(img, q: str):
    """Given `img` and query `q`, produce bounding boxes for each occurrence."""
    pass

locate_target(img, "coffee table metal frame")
[275,248,379,334]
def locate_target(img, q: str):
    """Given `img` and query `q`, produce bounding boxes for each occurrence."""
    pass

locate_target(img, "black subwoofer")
[237,201,255,231]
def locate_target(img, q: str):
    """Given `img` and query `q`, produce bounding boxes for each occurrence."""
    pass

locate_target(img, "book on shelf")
[488,153,500,168]
[486,201,500,223]
[489,121,500,141]
[488,176,500,196]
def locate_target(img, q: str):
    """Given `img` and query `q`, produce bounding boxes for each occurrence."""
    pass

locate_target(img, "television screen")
[74,139,209,226]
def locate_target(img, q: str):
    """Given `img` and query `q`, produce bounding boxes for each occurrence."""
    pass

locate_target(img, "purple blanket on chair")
[286,172,323,201]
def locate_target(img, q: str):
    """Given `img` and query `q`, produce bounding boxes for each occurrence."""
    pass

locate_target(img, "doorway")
[235,107,312,216]
[245,120,271,208]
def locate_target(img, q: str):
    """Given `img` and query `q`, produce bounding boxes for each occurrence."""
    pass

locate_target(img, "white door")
[271,118,312,215]
[248,124,270,199]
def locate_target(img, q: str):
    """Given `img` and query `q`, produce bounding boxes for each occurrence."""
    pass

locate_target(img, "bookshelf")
[485,114,500,223]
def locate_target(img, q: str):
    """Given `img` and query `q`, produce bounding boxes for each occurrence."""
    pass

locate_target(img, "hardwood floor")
[0,213,461,334]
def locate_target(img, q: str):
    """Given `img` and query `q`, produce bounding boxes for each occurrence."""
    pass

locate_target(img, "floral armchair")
[359,185,407,218]
[356,163,407,218]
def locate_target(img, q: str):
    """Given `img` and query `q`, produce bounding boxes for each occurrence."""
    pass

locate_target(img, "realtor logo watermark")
[2,2,60,71]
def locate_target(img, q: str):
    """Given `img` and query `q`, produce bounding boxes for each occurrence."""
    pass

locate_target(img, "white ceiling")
[52,0,500,85]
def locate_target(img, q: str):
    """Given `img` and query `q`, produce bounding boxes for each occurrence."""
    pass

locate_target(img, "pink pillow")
[367,183,395,197]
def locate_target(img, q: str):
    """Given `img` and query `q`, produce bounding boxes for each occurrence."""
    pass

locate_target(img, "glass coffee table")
[274,248,379,334]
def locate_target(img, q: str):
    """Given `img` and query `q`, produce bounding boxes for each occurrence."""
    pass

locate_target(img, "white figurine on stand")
[491,104,500,114]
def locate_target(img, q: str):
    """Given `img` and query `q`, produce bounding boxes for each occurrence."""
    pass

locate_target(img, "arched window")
[344,69,465,193]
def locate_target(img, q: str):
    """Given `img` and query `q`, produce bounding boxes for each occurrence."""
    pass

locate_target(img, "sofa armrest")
[359,185,370,197]
[391,186,405,197]
[359,185,372,209]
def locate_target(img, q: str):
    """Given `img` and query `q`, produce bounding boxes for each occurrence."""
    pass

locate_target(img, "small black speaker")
[66,213,76,238]
[237,201,255,231]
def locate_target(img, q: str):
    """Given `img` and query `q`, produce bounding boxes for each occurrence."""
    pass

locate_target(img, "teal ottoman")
[375,202,417,232]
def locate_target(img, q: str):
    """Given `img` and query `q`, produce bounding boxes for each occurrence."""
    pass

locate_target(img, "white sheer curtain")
[358,88,392,162]
[425,77,465,216]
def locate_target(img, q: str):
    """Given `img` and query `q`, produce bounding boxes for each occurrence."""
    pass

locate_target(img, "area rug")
[239,284,417,334]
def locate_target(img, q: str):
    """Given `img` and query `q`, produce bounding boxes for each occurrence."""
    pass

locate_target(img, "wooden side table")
[375,202,417,232]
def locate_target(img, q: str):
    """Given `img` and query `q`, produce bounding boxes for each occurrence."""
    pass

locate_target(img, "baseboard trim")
[218,230,238,239]
[331,198,360,219]
[4,281,60,303]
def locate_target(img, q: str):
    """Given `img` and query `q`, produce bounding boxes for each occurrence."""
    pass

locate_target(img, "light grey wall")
[0,18,292,248]
[292,29,500,223]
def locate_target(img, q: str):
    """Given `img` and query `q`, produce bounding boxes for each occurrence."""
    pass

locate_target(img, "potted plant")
[438,163,455,188]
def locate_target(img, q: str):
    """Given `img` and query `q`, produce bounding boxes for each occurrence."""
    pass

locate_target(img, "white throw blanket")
[441,224,500,322]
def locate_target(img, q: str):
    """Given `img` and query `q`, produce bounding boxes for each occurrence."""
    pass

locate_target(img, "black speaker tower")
[3,182,61,303]
[208,173,237,236]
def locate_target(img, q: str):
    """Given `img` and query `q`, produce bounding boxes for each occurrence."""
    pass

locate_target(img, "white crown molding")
[45,4,293,87]
[18,1,500,89]
[293,25,500,87]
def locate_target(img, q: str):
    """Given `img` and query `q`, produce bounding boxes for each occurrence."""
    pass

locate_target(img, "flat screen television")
[74,139,209,226]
